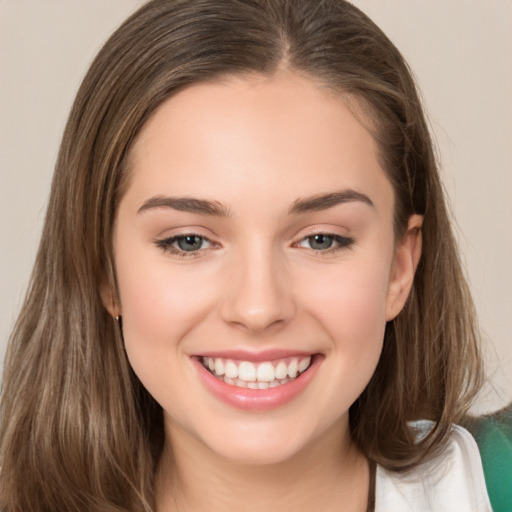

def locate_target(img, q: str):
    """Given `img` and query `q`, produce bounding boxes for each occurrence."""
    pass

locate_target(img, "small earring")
[114,315,123,330]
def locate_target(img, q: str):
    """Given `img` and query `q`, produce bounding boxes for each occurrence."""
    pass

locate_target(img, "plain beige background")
[1,0,511,414]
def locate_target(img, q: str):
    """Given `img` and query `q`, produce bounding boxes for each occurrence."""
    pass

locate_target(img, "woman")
[0,1,490,510]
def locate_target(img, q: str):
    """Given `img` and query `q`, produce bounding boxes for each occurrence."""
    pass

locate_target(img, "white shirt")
[375,422,492,512]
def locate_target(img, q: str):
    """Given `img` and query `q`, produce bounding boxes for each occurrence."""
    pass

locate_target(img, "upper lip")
[194,349,315,362]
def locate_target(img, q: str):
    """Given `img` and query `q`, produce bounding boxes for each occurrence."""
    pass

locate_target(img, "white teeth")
[275,361,288,380]
[224,360,238,379]
[214,358,225,376]
[238,361,256,382]
[218,375,294,389]
[287,359,298,378]
[256,362,275,382]
[235,379,247,388]
[202,355,313,389]
[298,356,311,373]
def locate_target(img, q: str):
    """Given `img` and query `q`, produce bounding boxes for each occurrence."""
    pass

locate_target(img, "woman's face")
[107,71,421,465]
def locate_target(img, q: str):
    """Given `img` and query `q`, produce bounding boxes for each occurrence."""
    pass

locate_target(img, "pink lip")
[192,354,323,412]
[197,348,312,363]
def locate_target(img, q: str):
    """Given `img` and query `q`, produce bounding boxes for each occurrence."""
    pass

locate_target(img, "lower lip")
[192,355,322,411]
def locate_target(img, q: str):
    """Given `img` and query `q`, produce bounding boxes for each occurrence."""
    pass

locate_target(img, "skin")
[103,70,422,511]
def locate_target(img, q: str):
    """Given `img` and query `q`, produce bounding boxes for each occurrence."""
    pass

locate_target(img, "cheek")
[296,258,391,409]
[298,256,391,340]
[114,249,220,366]
[298,254,390,377]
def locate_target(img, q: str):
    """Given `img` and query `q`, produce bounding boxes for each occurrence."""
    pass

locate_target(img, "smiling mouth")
[201,355,313,389]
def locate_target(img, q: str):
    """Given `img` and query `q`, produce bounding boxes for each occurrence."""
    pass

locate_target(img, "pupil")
[310,234,333,250]
[178,235,202,251]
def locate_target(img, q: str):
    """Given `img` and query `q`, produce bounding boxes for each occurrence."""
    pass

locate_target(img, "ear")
[100,281,121,318]
[385,214,423,321]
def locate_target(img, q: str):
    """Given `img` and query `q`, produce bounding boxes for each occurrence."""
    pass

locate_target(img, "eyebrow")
[137,189,373,216]
[288,189,374,214]
[138,196,231,216]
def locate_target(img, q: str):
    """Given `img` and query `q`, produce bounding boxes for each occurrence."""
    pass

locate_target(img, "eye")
[296,233,354,253]
[155,233,214,257]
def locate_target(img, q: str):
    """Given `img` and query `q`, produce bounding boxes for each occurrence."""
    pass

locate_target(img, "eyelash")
[155,233,215,258]
[155,232,355,258]
[295,233,355,254]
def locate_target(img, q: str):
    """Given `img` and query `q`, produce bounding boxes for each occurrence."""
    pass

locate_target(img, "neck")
[155,419,370,512]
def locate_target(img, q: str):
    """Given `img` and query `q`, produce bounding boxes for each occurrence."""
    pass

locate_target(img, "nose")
[220,244,296,334]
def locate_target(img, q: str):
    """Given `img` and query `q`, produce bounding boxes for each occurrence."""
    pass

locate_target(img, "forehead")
[125,70,393,216]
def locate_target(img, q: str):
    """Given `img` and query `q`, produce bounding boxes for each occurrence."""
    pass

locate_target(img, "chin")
[211,438,308,467]
[195,416,331,467]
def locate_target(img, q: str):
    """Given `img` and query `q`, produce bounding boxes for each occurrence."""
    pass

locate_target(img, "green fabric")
[466,407,512,512]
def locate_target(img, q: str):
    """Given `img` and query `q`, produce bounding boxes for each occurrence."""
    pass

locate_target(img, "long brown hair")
[0,0,483,510]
